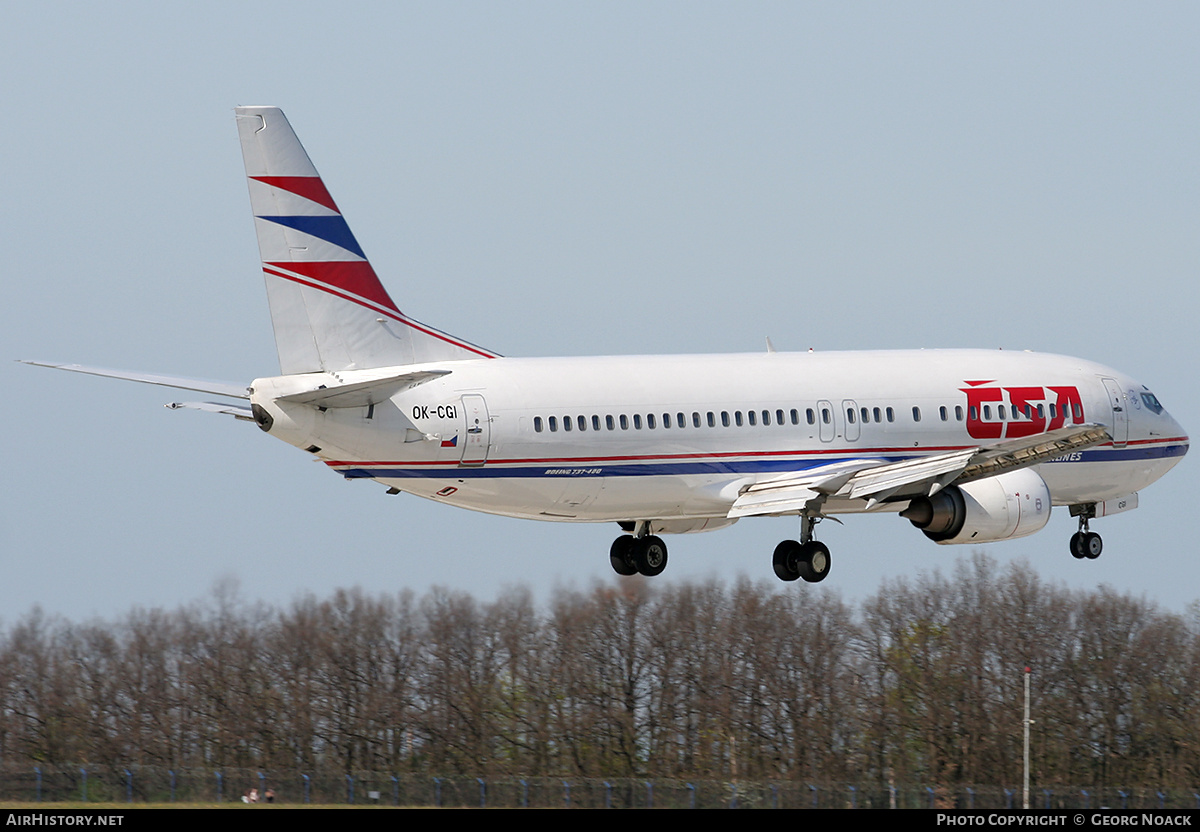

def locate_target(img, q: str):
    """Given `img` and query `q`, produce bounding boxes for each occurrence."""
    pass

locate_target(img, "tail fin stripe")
[267,261,399,312]
[262,265,499,359]
[250,175,340,212]
[263,265,399,318]
[256,215,366,259]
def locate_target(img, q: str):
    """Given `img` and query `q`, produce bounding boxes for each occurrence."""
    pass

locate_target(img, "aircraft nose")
[1163,409,1189,455]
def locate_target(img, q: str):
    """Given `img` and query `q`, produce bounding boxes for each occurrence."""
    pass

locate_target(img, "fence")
[3,767,1199,809]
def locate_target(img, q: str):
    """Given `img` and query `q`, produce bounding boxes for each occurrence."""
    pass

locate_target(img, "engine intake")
[901,468,1052,544]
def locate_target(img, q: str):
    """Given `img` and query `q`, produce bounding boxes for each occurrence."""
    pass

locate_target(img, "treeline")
[1,554,1197,792]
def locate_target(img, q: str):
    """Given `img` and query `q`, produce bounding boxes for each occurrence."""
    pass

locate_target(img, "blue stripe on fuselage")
[333,441,1187,481]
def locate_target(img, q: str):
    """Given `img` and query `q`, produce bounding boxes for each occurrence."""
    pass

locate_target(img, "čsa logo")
[961,380,1085,440]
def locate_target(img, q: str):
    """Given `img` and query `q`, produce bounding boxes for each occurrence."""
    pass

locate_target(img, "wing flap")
[727,424,1111,519]
[728,459,880,518]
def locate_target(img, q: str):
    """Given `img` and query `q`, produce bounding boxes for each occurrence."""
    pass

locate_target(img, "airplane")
[24,107,1189,583]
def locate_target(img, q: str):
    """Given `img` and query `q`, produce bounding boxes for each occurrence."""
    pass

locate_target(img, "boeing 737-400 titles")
[24,107,1189,583]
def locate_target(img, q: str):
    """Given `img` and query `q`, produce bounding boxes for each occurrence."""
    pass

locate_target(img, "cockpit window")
[1141,392,1164,415]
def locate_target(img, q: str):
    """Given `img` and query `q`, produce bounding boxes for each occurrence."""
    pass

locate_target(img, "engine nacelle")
[901,468,1052,545]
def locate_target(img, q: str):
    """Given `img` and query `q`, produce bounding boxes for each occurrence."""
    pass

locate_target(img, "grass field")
[0,801,417,809]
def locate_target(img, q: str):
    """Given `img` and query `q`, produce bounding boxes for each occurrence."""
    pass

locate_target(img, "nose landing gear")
[1069,505,1102,559]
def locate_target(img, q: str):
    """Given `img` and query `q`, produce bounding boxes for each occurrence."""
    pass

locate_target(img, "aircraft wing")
[729,423,1111,518]
[20,361,250,399]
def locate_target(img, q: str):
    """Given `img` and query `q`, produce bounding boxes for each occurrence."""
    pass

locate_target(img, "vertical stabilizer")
[235,106,497,373]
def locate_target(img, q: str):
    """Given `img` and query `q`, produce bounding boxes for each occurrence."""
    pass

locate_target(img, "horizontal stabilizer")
[21,361,249,399]
[166,401,256,420]
[275,368,451,408]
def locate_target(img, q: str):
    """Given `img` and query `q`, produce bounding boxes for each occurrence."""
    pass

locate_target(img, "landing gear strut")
[610,523,669,577]
[772,513,831,583]
[1069,505,1102,560]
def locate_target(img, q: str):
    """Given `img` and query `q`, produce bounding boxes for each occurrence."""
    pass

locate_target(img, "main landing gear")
[610,526,668,577]
[1069,505,1102,560]
[772,514,831,583]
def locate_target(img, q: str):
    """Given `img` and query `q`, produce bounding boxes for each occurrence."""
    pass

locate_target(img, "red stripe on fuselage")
[321,435,1189,470]
[321,445,970,468]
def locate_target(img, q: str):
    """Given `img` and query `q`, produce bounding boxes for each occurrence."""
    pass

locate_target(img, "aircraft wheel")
[772,540,802,582]
[1070,532,1087,559]
[796,541,831,583]
[1083,531,1102,560]
[610,536,637,576]
[632,535,668,576]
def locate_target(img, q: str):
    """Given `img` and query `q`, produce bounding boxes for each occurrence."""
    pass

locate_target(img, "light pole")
[1023,665,1032,810]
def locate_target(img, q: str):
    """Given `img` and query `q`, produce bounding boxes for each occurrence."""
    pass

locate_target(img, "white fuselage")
[250,348,1188,528]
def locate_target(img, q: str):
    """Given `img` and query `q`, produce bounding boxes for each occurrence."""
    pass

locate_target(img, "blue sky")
[4,3,1198,620]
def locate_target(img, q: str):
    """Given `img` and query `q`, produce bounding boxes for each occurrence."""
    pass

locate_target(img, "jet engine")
[901,468,1051,544]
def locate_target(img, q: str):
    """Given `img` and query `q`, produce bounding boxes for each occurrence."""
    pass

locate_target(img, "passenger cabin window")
[633,414,642,430]
[620,414,629,430]
[886,407,895,423]
[693,412,702,428]
[806,408,816,425]
[534,416,543,433]
[912,406,921,422]
[607,415,615,431]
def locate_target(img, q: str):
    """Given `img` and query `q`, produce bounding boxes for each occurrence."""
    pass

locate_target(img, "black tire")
[633,535,668,576]
[772,540,802,582]
[610,536,638,576]
[1070,532,1087,559]
[1083,531,1102,559]
[796,541,831,583]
